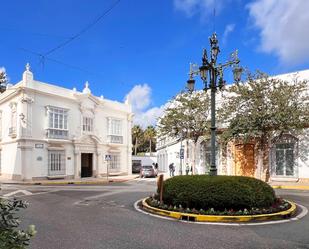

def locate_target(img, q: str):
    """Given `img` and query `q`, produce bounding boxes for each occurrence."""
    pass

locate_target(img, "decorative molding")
[21,96,34,104]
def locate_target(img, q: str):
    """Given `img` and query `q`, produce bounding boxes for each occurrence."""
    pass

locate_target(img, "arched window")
[271,134,298,177]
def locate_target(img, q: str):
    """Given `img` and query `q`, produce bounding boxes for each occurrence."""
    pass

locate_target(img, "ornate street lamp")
[186,33,242,176]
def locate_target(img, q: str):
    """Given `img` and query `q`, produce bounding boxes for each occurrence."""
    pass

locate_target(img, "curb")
[0,177,139,186]
[141,198,297,223]
[272,185,309,191]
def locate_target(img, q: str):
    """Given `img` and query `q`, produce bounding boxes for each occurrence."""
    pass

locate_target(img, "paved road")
[1,179,309,249]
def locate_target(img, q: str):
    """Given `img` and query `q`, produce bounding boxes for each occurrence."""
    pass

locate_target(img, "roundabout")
[135,174,309,226]
[135,197,308,226]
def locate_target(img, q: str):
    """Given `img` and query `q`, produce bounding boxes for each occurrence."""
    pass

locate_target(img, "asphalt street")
[1,178,309,249]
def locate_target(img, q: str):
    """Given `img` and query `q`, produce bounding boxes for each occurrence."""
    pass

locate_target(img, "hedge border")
[141,198,297,222]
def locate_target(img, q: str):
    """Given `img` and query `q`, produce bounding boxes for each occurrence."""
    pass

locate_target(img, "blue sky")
[1,0,309,127]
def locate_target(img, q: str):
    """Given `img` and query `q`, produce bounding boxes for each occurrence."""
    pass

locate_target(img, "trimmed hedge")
[161,175,276,210]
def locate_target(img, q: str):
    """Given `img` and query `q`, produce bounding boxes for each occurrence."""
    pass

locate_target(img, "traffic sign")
[180,148,184,159]
[105,155,112,161]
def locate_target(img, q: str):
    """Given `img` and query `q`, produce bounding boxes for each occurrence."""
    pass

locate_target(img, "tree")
[144,125,156,155]
[0,198,36,249]
[157,91,211,170]
[220,71,309,179]
[0,69,8,93]
[132,125,144,155]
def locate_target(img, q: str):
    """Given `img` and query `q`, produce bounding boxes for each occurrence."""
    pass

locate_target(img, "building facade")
[0,64,133,181]
[157,70,309,182]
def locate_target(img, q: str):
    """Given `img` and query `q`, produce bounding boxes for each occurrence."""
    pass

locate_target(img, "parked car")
[132,160,142,173]
[140,165,157,178]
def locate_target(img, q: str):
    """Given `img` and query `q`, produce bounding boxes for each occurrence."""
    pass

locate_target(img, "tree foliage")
[0,198,36,249]
[0,70,7,93]
[157,91,211,143]
[132,125,143,155]
[132,125,157,155]
[220,71,309,147]
[143,126,156,154]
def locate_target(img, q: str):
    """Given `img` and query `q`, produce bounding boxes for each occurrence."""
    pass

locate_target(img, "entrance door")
[81,153,93,177]
[234,144,255,177]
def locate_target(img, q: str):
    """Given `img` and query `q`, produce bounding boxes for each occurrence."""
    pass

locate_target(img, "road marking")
[134,200,308,226]
[3,190,33,197]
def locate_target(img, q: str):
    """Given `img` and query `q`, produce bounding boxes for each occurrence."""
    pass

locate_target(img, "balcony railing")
[46,129,68,139]
[107,135,123,144]
[9,127,17,138]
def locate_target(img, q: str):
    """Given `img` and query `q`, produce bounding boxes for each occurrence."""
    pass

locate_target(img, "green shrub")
[162,175,276,210]
[0,198,36,249]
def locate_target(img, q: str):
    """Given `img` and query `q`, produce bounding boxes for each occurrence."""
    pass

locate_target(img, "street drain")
[181,215,196,222]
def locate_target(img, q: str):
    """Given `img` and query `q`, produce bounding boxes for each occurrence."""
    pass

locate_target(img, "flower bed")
[146,196,291,216]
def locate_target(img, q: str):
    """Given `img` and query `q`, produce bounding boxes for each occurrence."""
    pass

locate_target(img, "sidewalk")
[0,174,140,185]
[269,181,309,190]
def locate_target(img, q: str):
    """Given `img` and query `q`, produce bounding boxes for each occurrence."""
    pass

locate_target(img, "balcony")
[9,127,17,138]
[46,129,68,139]
[107,135,123,144]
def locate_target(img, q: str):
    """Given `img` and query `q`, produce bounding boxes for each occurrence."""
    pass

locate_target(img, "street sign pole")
[105,155,111,183]
[107,160,109,182]
[179,147,184,175]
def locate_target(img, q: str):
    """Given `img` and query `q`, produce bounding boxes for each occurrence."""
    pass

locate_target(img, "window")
[271,134,298,177]
[107,118,123,144]
[107,118,122,135]
[83,117,93,132]
[47,107,68,139]
[48,150,65,176]
[109,153,120,170]
[9,103,17,137]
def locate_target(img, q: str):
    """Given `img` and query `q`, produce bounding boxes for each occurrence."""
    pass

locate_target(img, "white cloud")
[222,23,235,44]
[173,0,224,19]
[125,84,151,112]
[247,0,309,65]
[134,106,166,128]
[125,84,166,128]
[0,67,6,73]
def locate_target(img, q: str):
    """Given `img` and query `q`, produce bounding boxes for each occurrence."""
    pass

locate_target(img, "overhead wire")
[44,0,121,56]
[1,0,121,78]
[18,46,104,77]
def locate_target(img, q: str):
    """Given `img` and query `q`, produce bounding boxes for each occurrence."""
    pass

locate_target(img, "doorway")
[234,144,255,177]
[81,153,93,177]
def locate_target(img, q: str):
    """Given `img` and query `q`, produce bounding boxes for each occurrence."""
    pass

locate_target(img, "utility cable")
[44,0,121,56]
[18,46,104,77]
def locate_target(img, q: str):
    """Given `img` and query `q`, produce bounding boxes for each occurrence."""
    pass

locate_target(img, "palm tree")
[144,126,156,155]
[132,125,143,155]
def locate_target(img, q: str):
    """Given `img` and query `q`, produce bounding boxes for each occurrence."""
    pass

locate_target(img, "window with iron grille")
[48,150,65,175]
[110,153,120,170]
[83,117,93,132]
[47,106,68,139]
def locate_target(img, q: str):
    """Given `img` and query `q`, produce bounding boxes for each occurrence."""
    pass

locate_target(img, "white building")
[0,64,133,181]
[157,70,309,182]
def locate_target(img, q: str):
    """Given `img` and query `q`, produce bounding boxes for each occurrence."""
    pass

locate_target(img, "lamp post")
[186,33,242,176]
